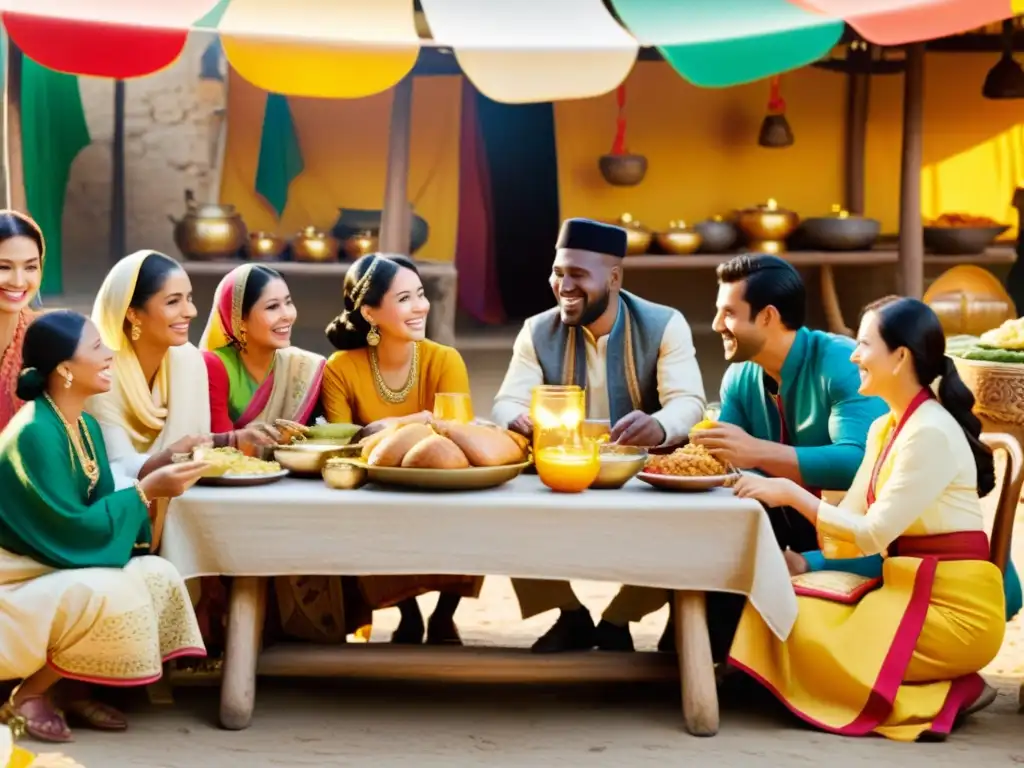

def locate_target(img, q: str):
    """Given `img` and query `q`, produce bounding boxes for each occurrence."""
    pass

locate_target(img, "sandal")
[64,700,127,732]
[0,688,72,743]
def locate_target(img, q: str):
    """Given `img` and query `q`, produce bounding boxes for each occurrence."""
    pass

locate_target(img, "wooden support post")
[379,76,413,256]
[3,39,26,212]
[110,80,126,262]
[898,44,926,299]
[843,72,870,216]
[219,576,267,731]
[674,591,719,736]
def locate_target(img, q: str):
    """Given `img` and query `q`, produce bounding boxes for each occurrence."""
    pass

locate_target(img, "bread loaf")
[504,429,530,453]
[368,423,435,467]
[438,423,525,467]
[401,434,471,469]
[360,426,395,460]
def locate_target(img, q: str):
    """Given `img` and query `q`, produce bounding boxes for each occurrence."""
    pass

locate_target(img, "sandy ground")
[27,348,1024,766]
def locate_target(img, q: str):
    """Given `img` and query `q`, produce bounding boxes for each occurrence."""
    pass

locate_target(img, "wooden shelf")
[179,258,456,278]
[622,246,1016,270]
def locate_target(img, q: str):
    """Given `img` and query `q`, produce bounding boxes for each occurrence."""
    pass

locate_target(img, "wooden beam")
[3,39,26,212]
[379,76,414,255]
[843,72,870,215]
[898,43,926,299]
[110,80,126,261]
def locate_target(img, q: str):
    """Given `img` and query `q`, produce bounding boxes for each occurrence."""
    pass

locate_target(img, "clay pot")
[799,205,880,251]
[170,189,247,261]
[598,154,647,186]
[694,217,738,253]
[331,208,429,255]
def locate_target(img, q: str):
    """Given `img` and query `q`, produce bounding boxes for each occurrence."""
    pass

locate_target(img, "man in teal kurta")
[690,255,887,659]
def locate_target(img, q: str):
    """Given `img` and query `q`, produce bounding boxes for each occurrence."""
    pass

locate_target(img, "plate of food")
[356,419,531,491]
[189,446,289,487]
[636,443,738,491]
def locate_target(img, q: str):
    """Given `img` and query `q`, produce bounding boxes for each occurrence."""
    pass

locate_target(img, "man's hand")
[610,411,665,447]
[507,413,534,439]
[689,422,765,469]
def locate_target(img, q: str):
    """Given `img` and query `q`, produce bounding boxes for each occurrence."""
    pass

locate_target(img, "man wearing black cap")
[491,217,706,653]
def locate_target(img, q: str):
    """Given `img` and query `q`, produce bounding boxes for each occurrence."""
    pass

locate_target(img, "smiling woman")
[321,253,482,646]
[0,210,46,432]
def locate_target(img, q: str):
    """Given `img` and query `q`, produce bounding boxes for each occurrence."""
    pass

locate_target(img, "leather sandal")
[0,687,73,743]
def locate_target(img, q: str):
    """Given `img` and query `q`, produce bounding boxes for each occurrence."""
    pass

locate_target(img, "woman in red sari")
[0,210,44,432]
[199,264,369,642]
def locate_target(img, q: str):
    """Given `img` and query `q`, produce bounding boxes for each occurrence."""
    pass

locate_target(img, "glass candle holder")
[535,442,600,493]
[530,385,585,455]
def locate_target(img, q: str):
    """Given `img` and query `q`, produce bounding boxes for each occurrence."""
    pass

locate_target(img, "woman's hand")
[733,474,799,509]
[139,460,209,500]
[235,423,282,452]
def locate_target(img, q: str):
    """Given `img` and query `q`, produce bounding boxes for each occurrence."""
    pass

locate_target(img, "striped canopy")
[0,0,1016,101]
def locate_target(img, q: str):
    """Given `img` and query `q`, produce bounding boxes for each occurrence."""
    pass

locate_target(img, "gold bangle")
[134,481,151,507]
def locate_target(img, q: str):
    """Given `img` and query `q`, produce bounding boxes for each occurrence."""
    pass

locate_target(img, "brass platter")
[365,461,531,491]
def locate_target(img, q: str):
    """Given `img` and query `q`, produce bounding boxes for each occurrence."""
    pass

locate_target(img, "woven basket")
[953,356,1024,426]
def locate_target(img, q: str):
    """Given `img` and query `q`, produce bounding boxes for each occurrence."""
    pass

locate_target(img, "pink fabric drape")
[455,77,505,325]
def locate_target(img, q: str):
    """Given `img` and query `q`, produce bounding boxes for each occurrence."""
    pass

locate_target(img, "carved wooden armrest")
[980,432,1023,573]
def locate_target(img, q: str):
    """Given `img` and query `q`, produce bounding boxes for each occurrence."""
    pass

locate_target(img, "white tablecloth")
[164,476,797,640]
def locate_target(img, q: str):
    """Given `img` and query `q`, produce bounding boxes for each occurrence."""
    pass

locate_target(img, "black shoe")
[657,616,675,653]
[595,620,634,652]
[426,615,463,646]
[531,608,596,653]
[390,613,425,644]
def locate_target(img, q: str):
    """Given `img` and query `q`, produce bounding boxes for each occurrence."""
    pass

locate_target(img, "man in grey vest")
[492,217,707,653]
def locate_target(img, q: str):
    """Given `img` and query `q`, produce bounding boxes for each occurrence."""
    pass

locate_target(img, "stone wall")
[61,37,222,297]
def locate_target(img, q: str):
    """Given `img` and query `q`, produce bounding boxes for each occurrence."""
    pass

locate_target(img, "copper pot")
[291,226,340,263]
[613,213,652,256]
[735,199,798,254]
[655,221,702,255]
[169,189,247,261]
[342,231,379,260]
[246,231,286,261]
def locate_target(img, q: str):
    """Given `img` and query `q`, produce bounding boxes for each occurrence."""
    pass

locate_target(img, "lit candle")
[535,445,600,493]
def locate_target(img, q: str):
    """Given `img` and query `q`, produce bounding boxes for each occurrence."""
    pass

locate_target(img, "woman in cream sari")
[87,251,277,650]
[200,263,369,641]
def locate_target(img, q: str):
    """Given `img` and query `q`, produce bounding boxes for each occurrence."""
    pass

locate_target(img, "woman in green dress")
[0,311,208,743]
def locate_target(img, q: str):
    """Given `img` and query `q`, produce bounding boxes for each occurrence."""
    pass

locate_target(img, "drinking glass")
[433,392,474,423]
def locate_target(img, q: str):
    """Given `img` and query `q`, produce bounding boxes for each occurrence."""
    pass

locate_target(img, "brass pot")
[735,199,799,254]
[291,226,340,263]
[614,213,652,256]
[170,189,247,261]
[246,231,287,261]
[342,231,379,260]
[274,443,349,476]
[323,458,368,490]
[655,221,703,255]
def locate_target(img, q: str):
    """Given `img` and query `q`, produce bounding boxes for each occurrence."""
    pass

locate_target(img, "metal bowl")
[274,443,352,476]
[923,225,1010,256]
[598,154,647,186]
[694,219,738,253]
[591,445,648,490]
[656,230,702,255]
[799,216,880,251]
[323,458,368,490]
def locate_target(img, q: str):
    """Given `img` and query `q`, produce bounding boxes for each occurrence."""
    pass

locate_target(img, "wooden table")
[623,247,1017,336]
[163,476,797,737]
[179,259,459,347]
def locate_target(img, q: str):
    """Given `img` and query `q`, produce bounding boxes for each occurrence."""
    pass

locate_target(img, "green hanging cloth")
[254,93,304,219]
[20,55,91,295]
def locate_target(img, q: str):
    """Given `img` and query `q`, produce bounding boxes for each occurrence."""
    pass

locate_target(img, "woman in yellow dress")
[0,211,44,433]
[0,311,207,743]
[728,296,1005,741]
[322,253,481,645]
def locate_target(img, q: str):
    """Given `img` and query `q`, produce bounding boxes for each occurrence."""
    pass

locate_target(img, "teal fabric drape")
[254,92,303,218]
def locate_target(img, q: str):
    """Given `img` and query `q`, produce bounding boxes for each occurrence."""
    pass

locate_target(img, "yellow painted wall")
[555,56,1024,238]
[219,70,463,262]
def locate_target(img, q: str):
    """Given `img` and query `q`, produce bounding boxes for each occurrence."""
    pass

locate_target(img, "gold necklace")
[369,342,420,404]
[44,394,100,495]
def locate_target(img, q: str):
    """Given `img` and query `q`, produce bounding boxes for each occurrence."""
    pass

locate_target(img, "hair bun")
[15,366,46,401]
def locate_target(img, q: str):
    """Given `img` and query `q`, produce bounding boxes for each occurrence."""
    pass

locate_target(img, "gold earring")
[238,328,248,352]
[62,370,73,389]
[366,325,381,347]
[130,320,141,342]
